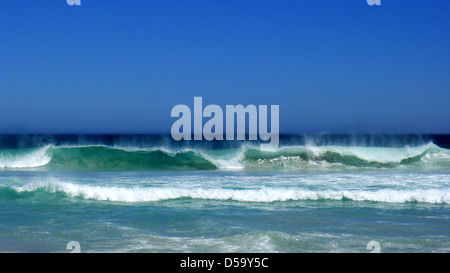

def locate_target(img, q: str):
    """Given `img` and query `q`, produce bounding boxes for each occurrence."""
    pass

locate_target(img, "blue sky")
[0,0,449,134]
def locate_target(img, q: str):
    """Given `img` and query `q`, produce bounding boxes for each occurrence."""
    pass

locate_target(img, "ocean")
[0,134,449,253]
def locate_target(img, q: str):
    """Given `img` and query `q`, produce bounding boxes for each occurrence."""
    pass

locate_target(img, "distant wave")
[4,180,449,204]
[0,142,449,171]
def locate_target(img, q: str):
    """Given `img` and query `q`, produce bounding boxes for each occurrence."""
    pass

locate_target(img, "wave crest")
[0,146,51,168]
[0,142,448,171]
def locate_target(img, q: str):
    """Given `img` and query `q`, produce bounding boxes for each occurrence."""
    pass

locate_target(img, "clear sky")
[0,0,449,134]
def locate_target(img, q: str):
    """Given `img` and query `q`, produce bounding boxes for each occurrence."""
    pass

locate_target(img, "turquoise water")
[0,135,449,252]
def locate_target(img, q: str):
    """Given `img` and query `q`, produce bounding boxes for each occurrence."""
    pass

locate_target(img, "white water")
[0,146,51,168]
[9,176,450,204]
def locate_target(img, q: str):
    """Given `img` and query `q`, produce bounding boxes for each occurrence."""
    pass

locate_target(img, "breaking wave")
[4,180,449,204]
[0,142,448,171]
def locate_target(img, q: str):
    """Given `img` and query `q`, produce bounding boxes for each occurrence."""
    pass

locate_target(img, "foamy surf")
[0,146,52,168]
[8,180,450,204]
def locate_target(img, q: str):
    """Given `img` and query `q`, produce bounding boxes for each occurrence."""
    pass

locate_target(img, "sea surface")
[0,134,449,253]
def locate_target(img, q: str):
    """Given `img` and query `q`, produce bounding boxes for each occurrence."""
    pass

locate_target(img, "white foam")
[200,151,245,170]
[180,146,247,170]
[12,180,450,204]
[110,231,278,253]
[0,146,52,168]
